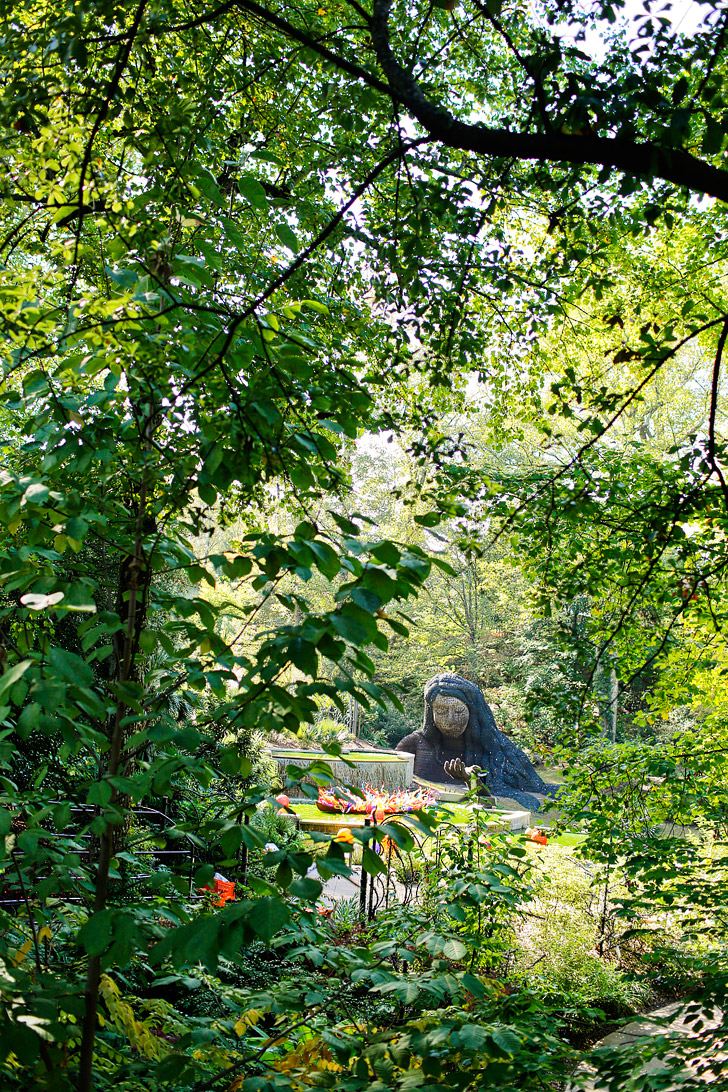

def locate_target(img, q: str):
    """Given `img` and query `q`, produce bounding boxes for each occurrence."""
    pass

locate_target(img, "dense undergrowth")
[3,780,724,1091]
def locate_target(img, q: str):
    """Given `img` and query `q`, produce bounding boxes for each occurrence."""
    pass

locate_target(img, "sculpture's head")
[431,692,469,738]
[422,672,495,763]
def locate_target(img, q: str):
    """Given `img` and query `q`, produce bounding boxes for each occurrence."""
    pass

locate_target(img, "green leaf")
[441,937,467,961]
[0,660,33,703]
[155,1055,192,1083]
[381,980,420,1004]
[49,647,94,688]
[249,398,281,425]
[317,633,345,661]
[53,802,72,831]
[61,587,97,612]
[198,481,217,506]
[65,516,88,541]
[288,636,318,675]
[672,75,688,104]
[300,299,330,315]
[460,972,485,997]
[194,864,215,888]
[87,780,112,806]
[491,1027,521,1054]
[219,746,251,775]
[78,909,114,957]
[275,860,293,888]
[350,587,382,612]
[456,1024,489,1050]
[309,540,340,578]
[702,116,724,155]
[362,847,387,875]
[331,612,367,645]
[289,876,322,901]
[247,897,289,942]
[377,821,414,851]
[414,511,441,527]
[22,481,49,505]
[238,174,268,208]
[138,629,157,653]
[275,222,298,252]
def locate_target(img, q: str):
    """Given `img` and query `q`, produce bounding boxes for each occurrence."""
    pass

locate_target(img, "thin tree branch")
[230,0,390,94]
[71,0,149,275]
[490,316,728,548]
[694,9,728,103]
[77,419,153,1092]
[10,851,41,975]
[707,317,728,512]
[179,138,428,395]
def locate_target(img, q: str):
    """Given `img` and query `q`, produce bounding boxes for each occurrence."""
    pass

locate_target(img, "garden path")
[573,1001,725,1089]
[307,862,409,908]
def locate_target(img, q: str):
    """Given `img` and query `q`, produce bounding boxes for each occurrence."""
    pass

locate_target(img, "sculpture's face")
[431,695,469,738]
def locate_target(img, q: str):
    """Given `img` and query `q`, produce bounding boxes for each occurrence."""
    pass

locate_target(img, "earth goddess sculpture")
[395,672,557,810]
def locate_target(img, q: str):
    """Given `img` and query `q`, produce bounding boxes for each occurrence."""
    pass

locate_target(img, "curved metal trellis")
[357,813,479,920]
[371,815,427,918]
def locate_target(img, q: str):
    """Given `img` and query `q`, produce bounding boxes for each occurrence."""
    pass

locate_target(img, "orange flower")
[275,793,290,808]
[334,827,354,845]
[526,827,547,846]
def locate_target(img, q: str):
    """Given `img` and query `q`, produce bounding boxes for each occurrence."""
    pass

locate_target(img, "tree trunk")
[597,661,618,743]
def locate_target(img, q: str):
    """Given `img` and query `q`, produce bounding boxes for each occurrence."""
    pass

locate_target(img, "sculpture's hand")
[443,758,473,784]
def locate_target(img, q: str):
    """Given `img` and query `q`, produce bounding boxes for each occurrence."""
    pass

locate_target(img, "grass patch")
[290,802,488,826]
[289,803,586,841]
[551,832,586,847]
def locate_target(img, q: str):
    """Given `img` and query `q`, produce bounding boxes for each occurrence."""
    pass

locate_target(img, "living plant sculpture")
[396,672,557,810]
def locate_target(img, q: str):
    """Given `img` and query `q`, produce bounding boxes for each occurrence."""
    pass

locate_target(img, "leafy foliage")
[3,0,728,1089]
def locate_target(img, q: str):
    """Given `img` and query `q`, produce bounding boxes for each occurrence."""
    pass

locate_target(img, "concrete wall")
[270,749,414,791]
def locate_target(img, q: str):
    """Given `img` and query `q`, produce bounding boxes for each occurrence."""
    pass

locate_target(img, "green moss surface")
[272,751,404,761]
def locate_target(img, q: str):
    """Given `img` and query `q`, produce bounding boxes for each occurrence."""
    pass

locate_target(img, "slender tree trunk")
[597,660,618,743]
[347,697,361,737]
[77,415,152,1092]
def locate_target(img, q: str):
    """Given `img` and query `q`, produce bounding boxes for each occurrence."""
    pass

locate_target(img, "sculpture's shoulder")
[395,731,423,754]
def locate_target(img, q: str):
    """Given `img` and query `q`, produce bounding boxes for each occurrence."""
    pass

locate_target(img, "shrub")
[513,845,648,1014]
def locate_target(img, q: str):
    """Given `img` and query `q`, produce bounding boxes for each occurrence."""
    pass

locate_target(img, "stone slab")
[299,815,369,835]
[569,1002,725,1090]
[413,776,467,803]
[495,808,531,831]
[310,864,409,908]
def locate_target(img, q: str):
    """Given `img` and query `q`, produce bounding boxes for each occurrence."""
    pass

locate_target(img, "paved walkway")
[308,863,409,910]
[572,1002,725,1090]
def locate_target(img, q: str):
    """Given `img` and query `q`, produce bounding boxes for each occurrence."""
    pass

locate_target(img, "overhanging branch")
[368,0,728,205]
[95,0,728,203]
